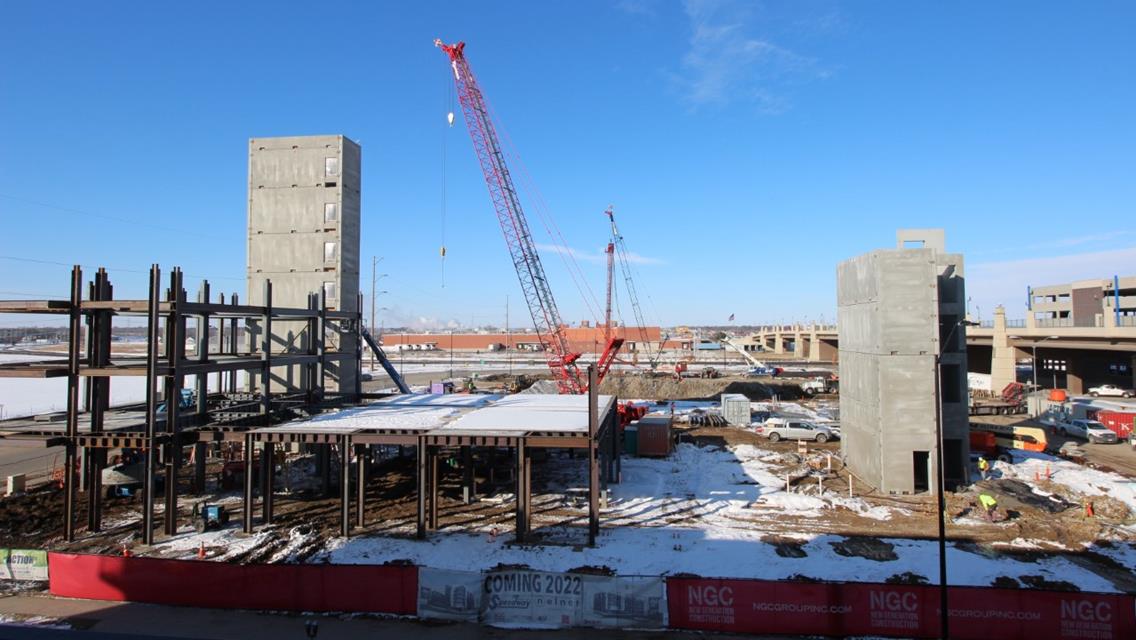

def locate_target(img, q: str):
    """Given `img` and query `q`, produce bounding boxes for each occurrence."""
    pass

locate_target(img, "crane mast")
[605,207,660,368]
[437,39,621,393]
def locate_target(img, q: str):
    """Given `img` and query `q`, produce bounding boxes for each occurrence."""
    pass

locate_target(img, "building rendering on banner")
[837,229,969,494]
[247,134,362,394]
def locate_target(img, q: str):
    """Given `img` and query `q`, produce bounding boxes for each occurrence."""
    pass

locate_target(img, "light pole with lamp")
[1007,335,1059,390]
[934,318,978,640]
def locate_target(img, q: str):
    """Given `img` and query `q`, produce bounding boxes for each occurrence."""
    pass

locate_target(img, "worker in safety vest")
[978,493,998,521]
[977,456,990,480]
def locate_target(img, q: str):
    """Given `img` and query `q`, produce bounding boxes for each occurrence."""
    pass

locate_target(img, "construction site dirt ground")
[3,385,1134,595]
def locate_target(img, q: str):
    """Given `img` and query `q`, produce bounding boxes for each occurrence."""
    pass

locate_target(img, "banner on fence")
[667,577,1136,640]
[477,569,666,629]
[417,568,482,622]
[0,549,48,581]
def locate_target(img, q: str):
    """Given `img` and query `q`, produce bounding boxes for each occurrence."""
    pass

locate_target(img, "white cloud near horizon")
[966,245,1136,319]
[536,243,665,266]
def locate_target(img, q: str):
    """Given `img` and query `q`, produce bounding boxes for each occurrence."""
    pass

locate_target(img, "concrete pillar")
[773,332,784,355]
[989,306,1018,392]
[806,332,820,362]
[793,332,807,359]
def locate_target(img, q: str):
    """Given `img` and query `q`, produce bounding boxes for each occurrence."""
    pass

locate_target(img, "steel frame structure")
[0,264,361,544]
[0,266,621,546]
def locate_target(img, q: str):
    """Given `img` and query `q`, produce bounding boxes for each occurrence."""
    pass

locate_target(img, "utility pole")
[370,256,378,371]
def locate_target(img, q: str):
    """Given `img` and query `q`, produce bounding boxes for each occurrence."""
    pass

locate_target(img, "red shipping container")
[636,415,673,457]
[1096,411,1135,438]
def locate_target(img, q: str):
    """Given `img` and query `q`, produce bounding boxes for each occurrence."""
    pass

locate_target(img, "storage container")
[721,393,751,426]
[637,415,673,457]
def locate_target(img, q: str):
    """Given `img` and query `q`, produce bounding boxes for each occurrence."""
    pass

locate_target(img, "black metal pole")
[934,357,949,639]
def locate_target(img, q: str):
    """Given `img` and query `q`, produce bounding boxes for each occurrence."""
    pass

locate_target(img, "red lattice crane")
[436,39,622,394]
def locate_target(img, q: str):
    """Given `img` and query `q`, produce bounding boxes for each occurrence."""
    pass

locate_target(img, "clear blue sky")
[1,1,1133,329]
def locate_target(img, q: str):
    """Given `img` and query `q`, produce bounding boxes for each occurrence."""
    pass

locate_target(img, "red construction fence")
[48,553,1135,639]
[48,553,416,615]
[667,577,1136,639]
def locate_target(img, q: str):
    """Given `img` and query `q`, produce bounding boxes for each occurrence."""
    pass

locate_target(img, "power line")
[0,193,232,241]
[0,255,244,283]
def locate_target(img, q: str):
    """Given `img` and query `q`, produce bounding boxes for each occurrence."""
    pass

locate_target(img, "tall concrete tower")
[837,229,969,494]
[247,135,361,394]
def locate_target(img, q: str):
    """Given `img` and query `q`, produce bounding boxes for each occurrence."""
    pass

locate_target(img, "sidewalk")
[0,593,685,639]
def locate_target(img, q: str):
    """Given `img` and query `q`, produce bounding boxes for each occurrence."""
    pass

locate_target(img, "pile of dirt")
[885,572,930,585]
[762,535,808,558]
[830,536,898,562]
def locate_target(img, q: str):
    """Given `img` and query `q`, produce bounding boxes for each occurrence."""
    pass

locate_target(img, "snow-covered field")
[309,442,1136,592]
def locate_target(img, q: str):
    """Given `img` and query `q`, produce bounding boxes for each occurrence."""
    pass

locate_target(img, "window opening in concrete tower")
[325,157,339,176]
[324,202,338,222]
[324,242,337,263]
[323,281,337,301]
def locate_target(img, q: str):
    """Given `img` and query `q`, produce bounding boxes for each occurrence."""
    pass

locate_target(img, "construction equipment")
[361,325,411,394]
[437,39,622,393]
[604,207,663,370]
[193,502,229,532]
[799,375,838,396]
[968,382,1027,416]
[721,337,781,376]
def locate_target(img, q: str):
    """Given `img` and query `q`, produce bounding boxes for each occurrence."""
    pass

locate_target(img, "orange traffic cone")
[122,544,131,557]
[1085,501,1095,518]
[197,542,207,559]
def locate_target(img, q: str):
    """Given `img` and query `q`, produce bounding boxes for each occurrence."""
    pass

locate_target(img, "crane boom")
[437,39,621,393]
[605,207,660,369]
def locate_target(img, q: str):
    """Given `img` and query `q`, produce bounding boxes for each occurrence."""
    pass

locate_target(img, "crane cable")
[441,76,454,287]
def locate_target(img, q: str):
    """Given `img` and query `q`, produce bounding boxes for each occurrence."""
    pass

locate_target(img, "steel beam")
[588,365,599,546]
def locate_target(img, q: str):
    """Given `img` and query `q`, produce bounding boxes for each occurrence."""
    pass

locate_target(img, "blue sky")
[1,1,1133,329]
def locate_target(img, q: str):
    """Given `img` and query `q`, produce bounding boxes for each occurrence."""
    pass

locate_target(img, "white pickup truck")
[1056,418,1118,444]
[1087,384,1134,398]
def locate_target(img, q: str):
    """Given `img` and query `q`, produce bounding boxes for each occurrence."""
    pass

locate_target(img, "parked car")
[1057,418,1118,444]
[1087,384,1135,398]
[756,418,838,443]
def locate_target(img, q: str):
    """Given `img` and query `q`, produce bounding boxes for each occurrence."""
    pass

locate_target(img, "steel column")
[163,269,184,537]
[261,441,274,524]
[461,445,474,504]
[193,441,207,493]
[242,432,255,533]
[340,436,350,537]
[142,265,161,545]
[416,438,427,539]
[428,446,438,530]
[588,365,599,546]
[515,440,527,542]
[62,266,83,542]
[355,444,367,529]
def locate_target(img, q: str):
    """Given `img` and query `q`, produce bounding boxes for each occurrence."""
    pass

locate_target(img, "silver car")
[757,418,837,443]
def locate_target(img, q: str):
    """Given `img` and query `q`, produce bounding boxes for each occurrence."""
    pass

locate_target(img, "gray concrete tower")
[837,229,969,494]
[247,135,361,394]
